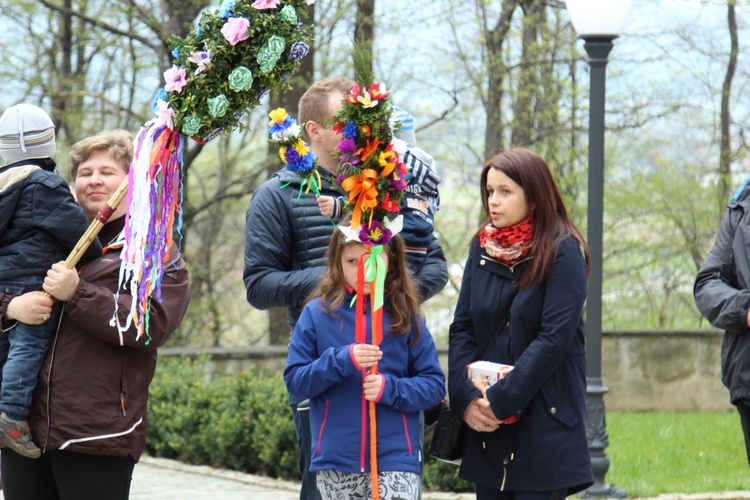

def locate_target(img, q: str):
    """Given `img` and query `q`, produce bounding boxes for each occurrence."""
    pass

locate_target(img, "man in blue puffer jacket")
[243,77,449,500]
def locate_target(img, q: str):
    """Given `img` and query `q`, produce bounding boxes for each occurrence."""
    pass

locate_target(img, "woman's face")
[486,167,531,228]
[341,242,389,295]
[74,150,129,222]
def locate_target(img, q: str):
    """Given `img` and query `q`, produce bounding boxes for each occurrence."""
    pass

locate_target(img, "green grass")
[607,411,750,498]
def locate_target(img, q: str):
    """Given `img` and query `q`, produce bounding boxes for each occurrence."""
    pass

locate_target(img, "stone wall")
[161,329,733,412]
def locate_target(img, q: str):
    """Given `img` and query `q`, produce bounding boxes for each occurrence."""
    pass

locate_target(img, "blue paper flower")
[288,41,309,62]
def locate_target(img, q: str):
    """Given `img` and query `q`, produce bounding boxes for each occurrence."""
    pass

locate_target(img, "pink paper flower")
[221,17,251,46]
[163,66,187,93]
[251,0,281,10]
[155,100,176,130]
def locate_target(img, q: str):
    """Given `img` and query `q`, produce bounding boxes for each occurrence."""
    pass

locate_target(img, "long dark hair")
[475,147,590,287]
[308,228,422,339]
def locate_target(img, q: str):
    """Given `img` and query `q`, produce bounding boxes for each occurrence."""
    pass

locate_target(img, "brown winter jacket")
[21,218,190,462]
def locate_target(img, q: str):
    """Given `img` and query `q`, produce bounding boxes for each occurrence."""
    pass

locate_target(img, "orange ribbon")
[341,169,380,228]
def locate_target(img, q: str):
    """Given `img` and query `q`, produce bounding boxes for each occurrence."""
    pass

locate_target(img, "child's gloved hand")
[363,373,384,401]
[351,343,382,369]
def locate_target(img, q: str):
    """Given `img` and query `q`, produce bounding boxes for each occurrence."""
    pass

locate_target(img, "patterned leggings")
[316,469,421,500]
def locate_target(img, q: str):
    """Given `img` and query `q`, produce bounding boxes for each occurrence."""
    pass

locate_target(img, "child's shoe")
[0,412,40,458]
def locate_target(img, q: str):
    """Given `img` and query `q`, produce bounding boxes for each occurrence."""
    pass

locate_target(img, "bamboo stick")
[42,176,129,298]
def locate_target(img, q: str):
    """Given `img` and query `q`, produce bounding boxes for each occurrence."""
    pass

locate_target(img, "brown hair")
[298,77,356,135]
[309,228,422,340]
[476,147,590,287]
[70,129,133,179]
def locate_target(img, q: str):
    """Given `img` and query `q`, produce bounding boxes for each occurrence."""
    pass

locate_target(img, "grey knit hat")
[0,104,56,164]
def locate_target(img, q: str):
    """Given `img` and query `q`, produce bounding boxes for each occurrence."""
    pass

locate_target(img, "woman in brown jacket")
[0,130,191,500]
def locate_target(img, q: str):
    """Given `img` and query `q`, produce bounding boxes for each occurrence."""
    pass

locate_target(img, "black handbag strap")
[480,290,518,361]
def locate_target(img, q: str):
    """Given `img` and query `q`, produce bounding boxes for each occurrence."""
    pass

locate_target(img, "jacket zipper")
[401,412,413,454]
[500,453,514,490]
[41,311,64,452]
[317,399,330,455]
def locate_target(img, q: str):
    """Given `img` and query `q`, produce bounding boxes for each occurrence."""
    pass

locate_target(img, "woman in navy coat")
[448,148,594,499]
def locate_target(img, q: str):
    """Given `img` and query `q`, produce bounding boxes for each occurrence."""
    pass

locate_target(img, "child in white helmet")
[0,104,101,458]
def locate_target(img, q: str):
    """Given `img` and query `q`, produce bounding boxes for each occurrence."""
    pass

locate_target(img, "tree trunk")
[355,0,375,75]
[482,0,518,160]
[718,0,738,222]
[265,3,316,346]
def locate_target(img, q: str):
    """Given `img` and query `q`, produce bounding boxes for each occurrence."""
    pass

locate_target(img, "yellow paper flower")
[269,107,289,124]
[293,140,310,156]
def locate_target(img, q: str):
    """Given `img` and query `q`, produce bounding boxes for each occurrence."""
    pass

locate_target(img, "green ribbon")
[364,244,386,310]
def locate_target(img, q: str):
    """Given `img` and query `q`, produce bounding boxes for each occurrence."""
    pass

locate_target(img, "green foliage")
[148,360,750,497]
[608,411,750,497]
[421,438,473,492]
[146,355,297,479]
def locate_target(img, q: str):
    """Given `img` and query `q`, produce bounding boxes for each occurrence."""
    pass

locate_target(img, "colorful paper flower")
[343,121,358,139]
[181,114,204,136]
[251,0,281,9]
[257,35,285,73]
[368,82,390,101]
[268,108,317,179]
[187,49,213,74]
[228,66,254,91]
[331,77,408,238]
[280,4,298,22]
[207,95,230,117]
[163,66,187,93]
[221,17,251,45]
[160,0,313,141]
[151,88,169,112]
[155,100,177,129]
[218,0,236,17]
[288,41,309,61]
[345,84,362,105]
[359,219,392,246]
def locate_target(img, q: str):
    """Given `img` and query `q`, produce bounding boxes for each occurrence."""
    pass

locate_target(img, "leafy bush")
[146,355,297,479]
[147,355,472,490]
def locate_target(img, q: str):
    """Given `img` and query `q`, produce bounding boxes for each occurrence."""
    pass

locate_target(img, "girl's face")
[341,242,390,295]
[486,168,531,228]
[74,150,129,222]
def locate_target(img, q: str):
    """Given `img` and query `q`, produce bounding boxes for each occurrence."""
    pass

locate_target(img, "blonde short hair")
[70,129,133,179]
[298,77,356,132]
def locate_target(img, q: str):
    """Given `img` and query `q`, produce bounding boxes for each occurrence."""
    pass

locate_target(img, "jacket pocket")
[540,382,579,428]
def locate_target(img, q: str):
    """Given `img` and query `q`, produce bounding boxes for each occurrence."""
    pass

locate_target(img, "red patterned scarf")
[479,217,534,265]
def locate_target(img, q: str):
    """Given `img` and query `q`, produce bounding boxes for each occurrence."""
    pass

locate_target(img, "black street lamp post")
[565,1,632,497]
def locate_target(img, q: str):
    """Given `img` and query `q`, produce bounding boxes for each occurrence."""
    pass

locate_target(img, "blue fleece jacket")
[284,294,445,475]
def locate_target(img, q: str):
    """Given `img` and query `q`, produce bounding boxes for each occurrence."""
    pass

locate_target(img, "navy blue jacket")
[0,159,101,281]
[448,236,593,494]
[243,167,448,330]
[695,178,750,404]
[284,294,445,474]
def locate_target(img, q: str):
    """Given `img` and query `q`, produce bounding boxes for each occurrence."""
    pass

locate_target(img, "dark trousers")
[291,397,322,500]
[1,448,135,500]
[475,483,568,500]
[737,400,750,467]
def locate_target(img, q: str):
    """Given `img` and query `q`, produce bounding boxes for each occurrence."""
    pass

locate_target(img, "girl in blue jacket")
[284,226,445,500]
[449,148,594,499]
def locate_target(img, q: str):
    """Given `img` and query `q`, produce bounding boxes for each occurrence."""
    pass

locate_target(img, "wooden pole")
[41,176,129,297]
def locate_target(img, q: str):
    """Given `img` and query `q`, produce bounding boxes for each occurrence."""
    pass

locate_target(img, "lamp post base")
[582,379,626,498]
